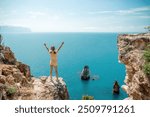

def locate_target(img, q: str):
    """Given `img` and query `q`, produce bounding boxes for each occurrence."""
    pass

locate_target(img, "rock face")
[0,44,69,100]
[0,45,16,64]
[33,77,69,100]
[118,33,150,100]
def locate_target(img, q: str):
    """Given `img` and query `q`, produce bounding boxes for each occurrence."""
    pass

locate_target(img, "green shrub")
[143,63,150,76]
[144,50,150,62]
[82,95,94,100]
[6,86,17,95]
[146,44,150,49]
[144,26,150,32]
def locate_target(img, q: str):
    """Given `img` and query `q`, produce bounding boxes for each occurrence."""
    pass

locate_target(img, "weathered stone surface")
[13,72,23,83]
[16,62,31,78]
[40,76,47,84]
[1,46,16,64]
[33,76,69,100]
[0,45,4,64]
[0,83,7,100]
[0,75,6,84]
[118,33,150,100]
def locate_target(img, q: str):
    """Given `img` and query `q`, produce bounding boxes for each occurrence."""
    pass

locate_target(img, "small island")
[0,26,31,33]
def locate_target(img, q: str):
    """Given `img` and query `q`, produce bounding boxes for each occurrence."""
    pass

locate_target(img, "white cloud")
[82,26,98,30]
[68,12,77,16]
[131,6,150,12]
[88,6,150,15]
[88,11,113,14]
[138,15,150,19]
[28,11,46,16]
[28,11,46,18]
[52,15,61,20]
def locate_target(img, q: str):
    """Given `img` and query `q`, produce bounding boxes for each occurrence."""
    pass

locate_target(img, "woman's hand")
[44,43,47,46]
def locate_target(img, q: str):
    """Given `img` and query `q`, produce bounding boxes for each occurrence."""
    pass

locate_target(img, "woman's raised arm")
[44,43,49,52]
[57,42,64,52]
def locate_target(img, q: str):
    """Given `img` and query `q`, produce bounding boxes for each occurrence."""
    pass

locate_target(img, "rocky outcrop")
[0,44,69,100]
[33,76,69,100]
[0,45,16,64]
[0,44,31,79]
[118,33,150,100]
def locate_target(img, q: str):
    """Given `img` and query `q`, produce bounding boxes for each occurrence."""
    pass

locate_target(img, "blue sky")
[0,0,150,32]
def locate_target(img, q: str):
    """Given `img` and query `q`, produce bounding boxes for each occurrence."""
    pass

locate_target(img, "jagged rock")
[0,83,6,89]
[16,62,31,78]
[13,71,24,83]
[0,75,6,84]
[6,75,15,85]
[118,33,150,100]
[33,77,69,100]
[0,45,4,64]
[0,54,4,64]
[122,85,129,93]
[2,67,13,76]
[40,76,47,84]
[1,46,16,64]
[0,83,7,100]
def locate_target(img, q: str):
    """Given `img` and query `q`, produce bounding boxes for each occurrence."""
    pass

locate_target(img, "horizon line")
[0,31,145,33]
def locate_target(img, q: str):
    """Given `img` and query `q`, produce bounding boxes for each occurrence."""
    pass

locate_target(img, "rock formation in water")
[118,33,150,100]
[0,44,69,100]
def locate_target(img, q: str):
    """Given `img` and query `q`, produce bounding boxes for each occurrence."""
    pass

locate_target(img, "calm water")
[2,32,127,100]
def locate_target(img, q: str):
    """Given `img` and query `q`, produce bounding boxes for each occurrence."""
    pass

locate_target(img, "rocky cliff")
[0,44,69,100]
[118,33,150,100]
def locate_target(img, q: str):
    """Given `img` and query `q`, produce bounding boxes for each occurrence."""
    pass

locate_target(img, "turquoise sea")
[2,32,127,100]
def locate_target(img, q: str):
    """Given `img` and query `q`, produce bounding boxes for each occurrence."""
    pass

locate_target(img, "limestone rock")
[118,33,150,100]
[40,76,47,84]
[0,75,6,84]
[33,76,69,100]
[0,66,69,100]
[0,83,7,100]
[16,62,31,78]
[1,46,16,64]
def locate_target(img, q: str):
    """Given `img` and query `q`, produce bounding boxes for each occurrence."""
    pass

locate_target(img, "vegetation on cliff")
[6,86,17,96]
[144,26,150,32]
[82,95,94,100]
[143,44,150,76]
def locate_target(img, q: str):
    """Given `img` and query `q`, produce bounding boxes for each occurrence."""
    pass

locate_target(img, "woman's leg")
[54,66,58,79]
[50,65,53,79]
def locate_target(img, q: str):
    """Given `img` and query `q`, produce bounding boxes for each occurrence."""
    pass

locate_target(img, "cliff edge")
[118,33,150,100]
[0,44,69,100]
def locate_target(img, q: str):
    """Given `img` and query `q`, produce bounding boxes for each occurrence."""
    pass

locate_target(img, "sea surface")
[2,32,127,100]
